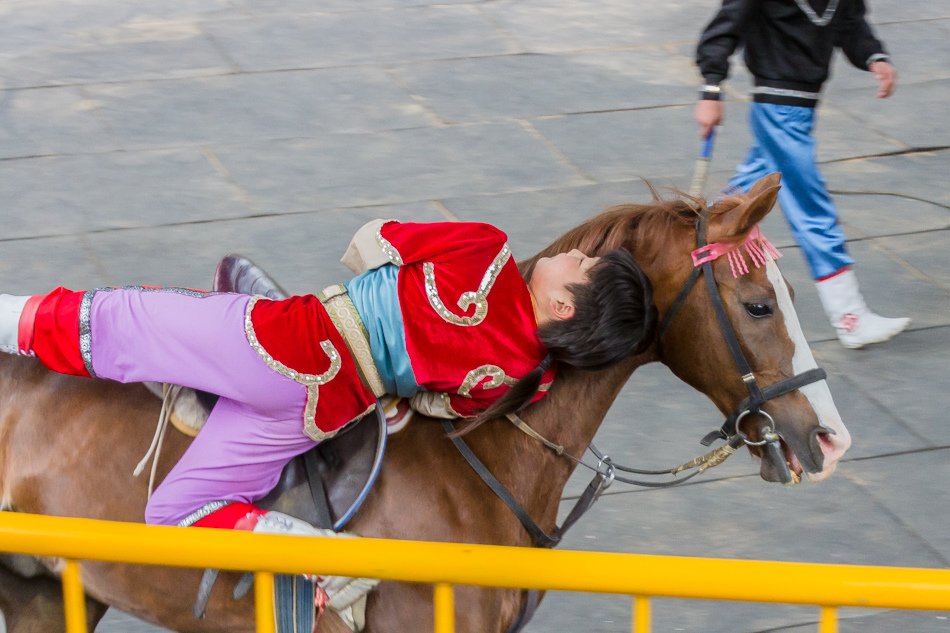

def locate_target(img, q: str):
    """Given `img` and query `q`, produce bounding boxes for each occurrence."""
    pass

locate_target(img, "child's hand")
[869,61,897,98]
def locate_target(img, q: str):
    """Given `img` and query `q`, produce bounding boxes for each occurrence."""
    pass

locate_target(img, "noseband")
[657,210,828,481]
[443,208,833,595]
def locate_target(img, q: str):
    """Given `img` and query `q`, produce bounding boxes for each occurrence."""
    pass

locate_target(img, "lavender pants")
[87,288,317,526]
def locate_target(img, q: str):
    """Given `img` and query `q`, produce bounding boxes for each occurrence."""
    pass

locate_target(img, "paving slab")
[830,79,950,150]
[394,49,697,124]
[823,150,950,209]
[0,233,104,294]
[779,236,950,335]
[0,86,119,158]
[211,123,588,213]
[0,149,253,240]
[481,0,715,52]
[835,193,950,240]
[442,179,675,256]
[0,27,231,89]
[875,229,950,290]
[67,203,448,294]
[841,449,950,563]
[816,326,950,447]
[202,7,519,73]
[84,67,431,150]
[871,1,950,22]
[532,104,755,183]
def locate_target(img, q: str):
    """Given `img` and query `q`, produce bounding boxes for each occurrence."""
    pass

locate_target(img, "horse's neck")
[539,354,647,453]
[485,354,651,532]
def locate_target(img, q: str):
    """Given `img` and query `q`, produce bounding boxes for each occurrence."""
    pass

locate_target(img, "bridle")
[444,209,833,632]
[445,208,830,542]
[656,209,828,482]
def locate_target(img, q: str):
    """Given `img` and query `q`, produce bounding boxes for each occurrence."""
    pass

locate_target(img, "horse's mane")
[519,187,712,276]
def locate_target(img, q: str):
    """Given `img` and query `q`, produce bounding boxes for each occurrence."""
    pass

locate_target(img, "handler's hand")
[870,61,897,98]
[695,99,723,138]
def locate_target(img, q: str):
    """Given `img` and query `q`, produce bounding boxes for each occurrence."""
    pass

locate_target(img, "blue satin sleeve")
[345,265,419,397]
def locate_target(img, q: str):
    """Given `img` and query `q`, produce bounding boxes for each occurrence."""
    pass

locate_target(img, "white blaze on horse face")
[765,260,851,480]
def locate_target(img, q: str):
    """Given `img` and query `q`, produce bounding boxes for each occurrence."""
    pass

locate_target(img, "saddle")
[146,255,388,631]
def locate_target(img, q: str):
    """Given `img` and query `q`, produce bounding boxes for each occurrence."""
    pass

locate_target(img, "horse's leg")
[0,562,108,633]
[362,583,523,633]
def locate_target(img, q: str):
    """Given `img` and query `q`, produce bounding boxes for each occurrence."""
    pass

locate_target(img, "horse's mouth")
[758,428,838,484]
[757,438,802,484]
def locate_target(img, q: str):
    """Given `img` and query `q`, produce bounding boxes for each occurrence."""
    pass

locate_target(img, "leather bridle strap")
[658,211,828,451]
[702,257,767,414]
[442,419,611,549]
[656,265,702,338]
[703,367,827,445]
[443,419,559,548]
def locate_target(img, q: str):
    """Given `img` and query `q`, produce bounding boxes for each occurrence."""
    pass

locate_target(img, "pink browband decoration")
[690,226,782,278]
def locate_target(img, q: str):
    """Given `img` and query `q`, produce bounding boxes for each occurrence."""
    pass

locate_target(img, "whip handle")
[688,129,716,197]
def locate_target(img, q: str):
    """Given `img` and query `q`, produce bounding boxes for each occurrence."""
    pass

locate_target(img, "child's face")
[533,249,599,289]
[529,249,600,323]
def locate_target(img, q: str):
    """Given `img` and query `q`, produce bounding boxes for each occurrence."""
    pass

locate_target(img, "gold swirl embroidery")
[424,243,511,327]
[245,296,342,440]
[458,364,518,397]
[375,226,404,266]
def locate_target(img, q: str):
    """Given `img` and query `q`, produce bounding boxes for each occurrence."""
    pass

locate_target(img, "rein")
[445,209,831,633]
[447,208,832,550]
[657,210,828,480]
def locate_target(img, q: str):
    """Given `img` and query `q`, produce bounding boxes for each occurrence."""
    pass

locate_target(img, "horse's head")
[640,173,850,483]
[527,173,850,483]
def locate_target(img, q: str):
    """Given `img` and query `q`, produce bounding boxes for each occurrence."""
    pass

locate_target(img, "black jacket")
[697,0,888,105]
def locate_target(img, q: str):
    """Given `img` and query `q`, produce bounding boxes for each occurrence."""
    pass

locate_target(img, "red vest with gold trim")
[377,221,555,417]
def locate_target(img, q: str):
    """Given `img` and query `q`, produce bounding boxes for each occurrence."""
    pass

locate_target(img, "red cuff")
[32,288,89,376]
[193,502,266,530]
[816,266,851,282]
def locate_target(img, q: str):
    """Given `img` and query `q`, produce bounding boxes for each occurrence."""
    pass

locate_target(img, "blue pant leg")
[749,102,852,279]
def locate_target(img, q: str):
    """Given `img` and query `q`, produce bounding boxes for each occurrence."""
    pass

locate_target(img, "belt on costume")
[317,284,387,398]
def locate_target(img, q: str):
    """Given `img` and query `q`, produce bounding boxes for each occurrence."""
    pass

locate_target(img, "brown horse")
[0,174,850,633]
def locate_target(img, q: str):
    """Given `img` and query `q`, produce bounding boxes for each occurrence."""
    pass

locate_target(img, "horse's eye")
[745,302,772,318]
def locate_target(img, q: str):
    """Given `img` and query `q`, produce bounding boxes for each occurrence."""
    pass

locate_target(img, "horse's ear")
[709,173,781,242]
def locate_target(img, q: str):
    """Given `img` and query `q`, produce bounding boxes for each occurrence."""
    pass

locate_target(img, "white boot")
[0,294,32,355]
[815,270,910,349]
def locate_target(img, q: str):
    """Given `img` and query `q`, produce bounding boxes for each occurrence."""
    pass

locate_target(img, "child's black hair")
[453,249,655,435]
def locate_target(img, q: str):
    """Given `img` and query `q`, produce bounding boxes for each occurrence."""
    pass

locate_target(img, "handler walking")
[694,0,910,349]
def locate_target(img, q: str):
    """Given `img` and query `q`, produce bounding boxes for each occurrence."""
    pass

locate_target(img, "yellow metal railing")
[1,512,949,633]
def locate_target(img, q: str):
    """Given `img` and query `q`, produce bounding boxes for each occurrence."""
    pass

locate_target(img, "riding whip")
[688,129,716,198]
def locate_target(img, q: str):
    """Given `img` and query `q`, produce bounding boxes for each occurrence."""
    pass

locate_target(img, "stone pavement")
[1,1,948,631]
